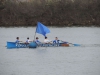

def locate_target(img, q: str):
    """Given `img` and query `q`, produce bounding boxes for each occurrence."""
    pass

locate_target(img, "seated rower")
[44,36,52,43]
[15,37,22,43]
[26,37,32,43]
[35,37,41,44]
[53,37,60,43]
[53,37,69,46]
[53,37,68,44]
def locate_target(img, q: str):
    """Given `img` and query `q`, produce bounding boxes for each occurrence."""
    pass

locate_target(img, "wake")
[80,44,100,47]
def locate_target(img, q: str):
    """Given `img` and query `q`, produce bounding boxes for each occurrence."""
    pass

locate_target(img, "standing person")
[44,36,52,43]
[26,37,32,43]
[15,37,21,43]
[35,37,41,44]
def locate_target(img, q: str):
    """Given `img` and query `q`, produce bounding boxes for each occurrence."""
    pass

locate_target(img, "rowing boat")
[6,42,80,49]
[6,22,80,49]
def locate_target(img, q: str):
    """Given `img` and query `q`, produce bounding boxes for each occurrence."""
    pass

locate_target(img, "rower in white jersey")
[26,37,32,43]
[44,36,52,43]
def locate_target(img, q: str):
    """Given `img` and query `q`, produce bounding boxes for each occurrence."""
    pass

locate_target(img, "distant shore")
[0,0,100,27]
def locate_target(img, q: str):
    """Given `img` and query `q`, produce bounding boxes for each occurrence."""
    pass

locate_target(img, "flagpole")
[33,32,36,41]
[33,24,38,42]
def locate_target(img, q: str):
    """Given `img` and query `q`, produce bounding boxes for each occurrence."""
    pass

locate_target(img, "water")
[0,27,100,75]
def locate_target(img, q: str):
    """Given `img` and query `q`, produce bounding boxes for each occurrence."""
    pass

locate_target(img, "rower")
[15,37,20,43]
[35,37,41,44]
[26,37,32,43]
[44,36,52,43]
[53,37,60,43]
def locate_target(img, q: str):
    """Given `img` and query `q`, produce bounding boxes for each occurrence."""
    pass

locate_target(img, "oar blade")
[73,44,80,46]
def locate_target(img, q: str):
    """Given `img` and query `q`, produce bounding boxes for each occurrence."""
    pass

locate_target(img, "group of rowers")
[15,36,68,44]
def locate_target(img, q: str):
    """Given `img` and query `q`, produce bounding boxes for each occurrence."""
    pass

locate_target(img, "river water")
[0,27,100,75]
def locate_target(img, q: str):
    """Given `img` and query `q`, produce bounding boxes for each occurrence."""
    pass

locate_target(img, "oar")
[73,44,80,46]
[68,43,80,46]
[60,41,80,47]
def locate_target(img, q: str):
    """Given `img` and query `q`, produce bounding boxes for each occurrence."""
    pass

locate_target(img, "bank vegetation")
[0,0,100,27]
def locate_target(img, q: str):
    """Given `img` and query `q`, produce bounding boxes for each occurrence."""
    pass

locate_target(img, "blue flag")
[36,22,50,36]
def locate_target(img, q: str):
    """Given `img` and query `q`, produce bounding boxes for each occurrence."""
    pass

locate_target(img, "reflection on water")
[0,27,100,75]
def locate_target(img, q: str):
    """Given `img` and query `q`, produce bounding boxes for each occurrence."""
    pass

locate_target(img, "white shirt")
[26,39,31,43]
[44,39,51,43]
